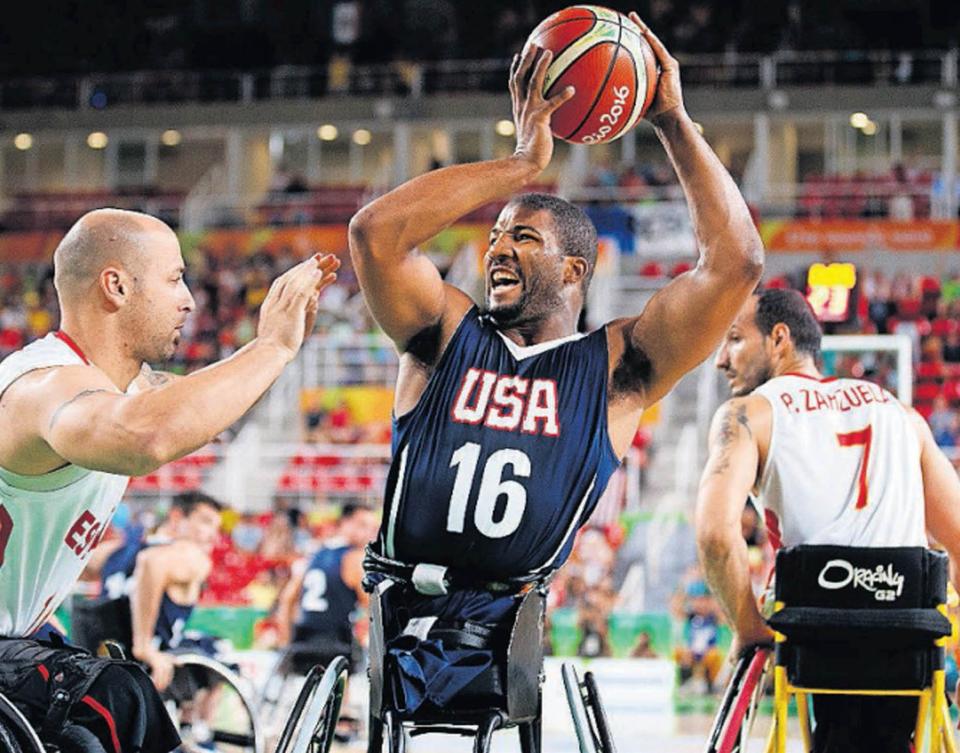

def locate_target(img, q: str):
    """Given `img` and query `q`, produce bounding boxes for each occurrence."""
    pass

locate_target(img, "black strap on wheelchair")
[38,649,115,745]
[428,621,499,651]
[363,545,553,595]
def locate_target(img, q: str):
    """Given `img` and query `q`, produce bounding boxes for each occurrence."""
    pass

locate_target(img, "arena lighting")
[849,112,870,129]
[317,124,338,141]
[13,133,32,150]
[161,129,182,146]
[352,128,372,145]
[87,132,108,149]
[862,120,878,136]
[495,119,515,137]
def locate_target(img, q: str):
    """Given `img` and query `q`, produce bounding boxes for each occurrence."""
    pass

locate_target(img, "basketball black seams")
[565,15,624,141]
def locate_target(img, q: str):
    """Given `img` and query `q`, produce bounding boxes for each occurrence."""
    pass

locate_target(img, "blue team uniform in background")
[375,306,622,712]
[294,545,357,648]
[100,537,194,651]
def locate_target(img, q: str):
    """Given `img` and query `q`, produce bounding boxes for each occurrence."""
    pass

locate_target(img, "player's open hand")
[510,44,575,173]
[258,253,340,361]
[628,13,685,125]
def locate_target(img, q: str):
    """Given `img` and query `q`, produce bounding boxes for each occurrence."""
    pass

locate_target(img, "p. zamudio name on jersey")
[778,381,892,415]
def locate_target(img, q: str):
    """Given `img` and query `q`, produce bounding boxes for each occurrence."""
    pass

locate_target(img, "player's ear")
[771,322,791,351]
[99,266,131,310]
[563,256,588,286]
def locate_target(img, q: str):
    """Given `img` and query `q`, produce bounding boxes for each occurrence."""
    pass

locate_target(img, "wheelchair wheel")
[0,691,44,753]
[57,723,108,753]
[166,653,264,753]
[275,656,349,753]
[562,663,617,753]
[705,646,771,753]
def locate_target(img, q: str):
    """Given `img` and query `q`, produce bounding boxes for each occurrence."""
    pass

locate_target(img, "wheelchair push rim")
[276,655,350,753]
[705,646,771,753]
[562,663,617,753]
[0,691,45,753]
[167,652,265,753]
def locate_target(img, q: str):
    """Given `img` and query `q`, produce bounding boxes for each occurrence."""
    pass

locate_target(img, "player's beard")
[484,269,564,329]
[731,359,774,396]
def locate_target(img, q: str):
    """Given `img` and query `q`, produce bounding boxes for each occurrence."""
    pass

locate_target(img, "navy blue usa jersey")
[99,537,193,649]
[294,545,356,646]
[381,307,621,579]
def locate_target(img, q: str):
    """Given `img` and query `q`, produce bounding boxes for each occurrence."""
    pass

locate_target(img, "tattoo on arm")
[141,365,174,387]
[708,401,752,476]
[48,390,110,430]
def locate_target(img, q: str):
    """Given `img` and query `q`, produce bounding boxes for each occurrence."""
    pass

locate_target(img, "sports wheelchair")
[352,549,550,753]
[69,594,266,753]
[706,545,958,753]
[0,688,112,752]
[258,636,359,740]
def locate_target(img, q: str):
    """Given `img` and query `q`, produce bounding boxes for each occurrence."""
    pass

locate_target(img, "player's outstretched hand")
[510,44,575,173]
[258,253,341,361]
[628,12,685,124]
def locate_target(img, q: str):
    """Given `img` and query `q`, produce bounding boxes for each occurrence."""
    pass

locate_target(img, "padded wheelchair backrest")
[770,545,951,691]
[774,545,948,610]
[69,595,133,655]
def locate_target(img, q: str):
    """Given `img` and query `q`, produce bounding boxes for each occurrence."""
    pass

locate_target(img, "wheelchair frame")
[764,600,958,753]
[710,545,959,753]
[0,690,46,753]
[365,576,546,753]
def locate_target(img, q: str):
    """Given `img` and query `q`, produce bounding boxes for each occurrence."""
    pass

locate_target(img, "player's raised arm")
[30,255,339,477]
[349,45,574,351]
[695,397,773,654]
[609,15,763,407]
[909,408,960,591]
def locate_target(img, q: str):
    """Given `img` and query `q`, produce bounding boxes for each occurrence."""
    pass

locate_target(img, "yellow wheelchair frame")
[765,599,958,753]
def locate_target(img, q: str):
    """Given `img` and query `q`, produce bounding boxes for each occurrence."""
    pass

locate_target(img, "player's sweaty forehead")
[490,205,557,247]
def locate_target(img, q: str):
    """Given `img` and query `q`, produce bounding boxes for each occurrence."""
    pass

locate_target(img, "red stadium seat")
[913,382,942,402]
[916,362,944,381]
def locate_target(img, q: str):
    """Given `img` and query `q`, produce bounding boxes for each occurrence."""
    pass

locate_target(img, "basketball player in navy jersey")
[276,504,379,653]
[349,17,763,709]
[89,492,224,690]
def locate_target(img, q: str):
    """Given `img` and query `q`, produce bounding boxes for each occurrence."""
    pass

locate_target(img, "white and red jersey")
[0,332,130,636]
[752,373,925,551]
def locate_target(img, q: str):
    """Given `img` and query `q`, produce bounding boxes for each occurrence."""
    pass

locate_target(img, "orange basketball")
[526,5,659,145]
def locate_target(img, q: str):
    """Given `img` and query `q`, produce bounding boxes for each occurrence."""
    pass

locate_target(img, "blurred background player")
[88,491,226,749]
[350,14,763,711]
[0,208,339,753]
[275,502,379,656]
[695,288,960,753]
[273,503,378,739]
[86,492,225,684]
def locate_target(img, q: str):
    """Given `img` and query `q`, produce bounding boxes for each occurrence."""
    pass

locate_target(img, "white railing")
[0,50,954,111]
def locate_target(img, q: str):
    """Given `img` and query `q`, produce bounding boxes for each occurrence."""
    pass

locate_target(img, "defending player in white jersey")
[0,208,339,753]
[696,288,960,753]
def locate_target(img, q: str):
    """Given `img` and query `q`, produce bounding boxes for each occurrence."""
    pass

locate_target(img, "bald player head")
[54,208,195,363]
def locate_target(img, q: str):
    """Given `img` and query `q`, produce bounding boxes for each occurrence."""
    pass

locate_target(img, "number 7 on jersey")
[836,425,872,510]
